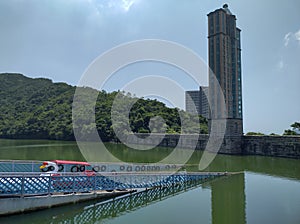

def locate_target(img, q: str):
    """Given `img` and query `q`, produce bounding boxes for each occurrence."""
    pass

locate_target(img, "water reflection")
[200,153,300,181]
[0,139,84,161]
[1,140,299,223]
[1,139,299,182]
[0,178,210,224]
[1,170,298,224]
[209,173,246,224]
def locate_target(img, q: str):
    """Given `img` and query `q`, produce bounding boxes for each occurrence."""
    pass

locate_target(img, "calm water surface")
[0,139,299,224]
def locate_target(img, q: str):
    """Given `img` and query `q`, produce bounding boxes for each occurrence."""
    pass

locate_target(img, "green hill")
[0,73,207,141]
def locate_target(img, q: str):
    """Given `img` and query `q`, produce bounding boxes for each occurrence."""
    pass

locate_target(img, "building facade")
[199,86,209,119]
[207,4,243,136]
[185,90,201,115]
[185,86,209,119]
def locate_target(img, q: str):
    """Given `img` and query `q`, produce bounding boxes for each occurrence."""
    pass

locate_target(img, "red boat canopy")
[51,160,91,166]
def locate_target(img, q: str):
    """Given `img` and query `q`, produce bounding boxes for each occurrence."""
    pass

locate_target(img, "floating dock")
[0,160,237,216]
[0,190,132,216]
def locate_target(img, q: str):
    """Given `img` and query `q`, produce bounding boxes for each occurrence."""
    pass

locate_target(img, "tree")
[291,122,300,132]
[283,129,297,136]
[245,132,265,136]
[0,73,208,141]
[283,122,300,136]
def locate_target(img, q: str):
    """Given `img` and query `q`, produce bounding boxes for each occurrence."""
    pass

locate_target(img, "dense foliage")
[0,73,207,141]
[283,122,300,135]
[246,122,300,136]
[245,132,265,136]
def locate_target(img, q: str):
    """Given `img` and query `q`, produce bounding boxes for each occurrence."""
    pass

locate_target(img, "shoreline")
[1,135,300,159]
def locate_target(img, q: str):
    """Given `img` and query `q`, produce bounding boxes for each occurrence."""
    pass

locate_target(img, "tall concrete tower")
[208,4,243,137]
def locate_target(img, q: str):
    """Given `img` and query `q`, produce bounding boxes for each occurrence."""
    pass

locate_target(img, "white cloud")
[89,0,138,13]
[283,29,300,46]
[295,29,300,42]
[121,0,135,12]
[284,32,292,47]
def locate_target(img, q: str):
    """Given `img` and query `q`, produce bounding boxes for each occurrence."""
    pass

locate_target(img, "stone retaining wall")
[125,134,300,159]
[126,134,243,154]
[242,135,300,159]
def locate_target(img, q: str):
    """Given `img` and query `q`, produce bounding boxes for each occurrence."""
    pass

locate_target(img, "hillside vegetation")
[0,73,207,141]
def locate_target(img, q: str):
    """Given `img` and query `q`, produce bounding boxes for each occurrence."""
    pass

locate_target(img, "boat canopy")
[51,160,91,166]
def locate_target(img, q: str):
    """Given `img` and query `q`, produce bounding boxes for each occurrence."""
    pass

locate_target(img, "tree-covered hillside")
[0,73,75,140]
[0,73,207,141]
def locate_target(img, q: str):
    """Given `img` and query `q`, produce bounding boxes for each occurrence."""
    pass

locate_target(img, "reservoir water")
[0,139,299,224]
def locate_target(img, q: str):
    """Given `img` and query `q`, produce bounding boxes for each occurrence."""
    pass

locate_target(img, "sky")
[0,0,299,134]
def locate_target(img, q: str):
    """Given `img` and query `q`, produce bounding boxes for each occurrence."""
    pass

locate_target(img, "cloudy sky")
[0,0,299,134]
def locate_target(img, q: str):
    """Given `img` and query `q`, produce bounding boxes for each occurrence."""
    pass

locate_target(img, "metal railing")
[0,160,183,173]
[0,172,224,197]
[74,179,206,223]
[1,177,207,223]
[0,161,43,172]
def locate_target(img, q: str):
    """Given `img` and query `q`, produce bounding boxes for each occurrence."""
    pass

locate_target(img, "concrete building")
[185,90,201,115]
[185,86,209,119]
[207,4,243,136]
[200,86,210,119]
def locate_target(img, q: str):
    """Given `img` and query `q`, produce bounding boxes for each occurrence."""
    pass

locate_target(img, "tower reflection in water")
[210,173,246,224]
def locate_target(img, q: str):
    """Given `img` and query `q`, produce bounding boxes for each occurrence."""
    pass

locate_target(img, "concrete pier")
[0,190,132,216]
